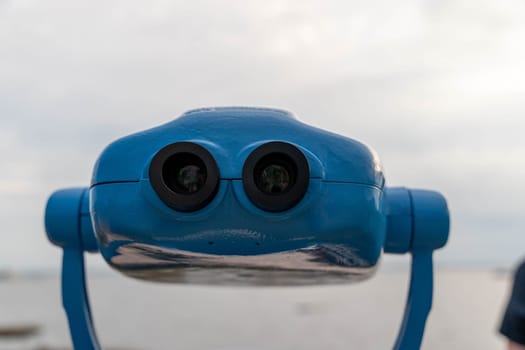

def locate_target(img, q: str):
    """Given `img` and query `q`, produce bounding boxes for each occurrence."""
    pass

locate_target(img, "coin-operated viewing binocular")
[45,107,449,350]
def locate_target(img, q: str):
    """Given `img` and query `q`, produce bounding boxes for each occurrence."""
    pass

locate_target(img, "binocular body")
[47,107,448,285]
[44,107,449,350]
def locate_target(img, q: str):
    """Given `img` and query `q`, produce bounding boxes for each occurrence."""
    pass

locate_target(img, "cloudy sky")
[1,0,525,270]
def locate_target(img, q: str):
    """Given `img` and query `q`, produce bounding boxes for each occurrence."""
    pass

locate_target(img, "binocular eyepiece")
[149,142,220,212]
[150,141,310,212]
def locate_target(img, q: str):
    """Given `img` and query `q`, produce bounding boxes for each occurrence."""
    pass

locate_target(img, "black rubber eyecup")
[149,142,219,212]
[243,142,309,212]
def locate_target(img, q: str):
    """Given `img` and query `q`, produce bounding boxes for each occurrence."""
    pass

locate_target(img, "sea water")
[0,268,511,350]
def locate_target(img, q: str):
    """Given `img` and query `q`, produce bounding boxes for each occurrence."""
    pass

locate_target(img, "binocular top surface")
[91,107,385,189]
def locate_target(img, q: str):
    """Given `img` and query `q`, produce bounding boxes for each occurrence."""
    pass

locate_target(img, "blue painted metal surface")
[44,107,449,349]
[62,248,101,350]
[393,251,434,350]
[45,188,100,349]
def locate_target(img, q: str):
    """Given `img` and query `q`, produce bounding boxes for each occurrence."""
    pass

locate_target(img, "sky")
[1,0,525,270]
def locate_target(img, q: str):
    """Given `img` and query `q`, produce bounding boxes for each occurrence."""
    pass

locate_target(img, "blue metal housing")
[89,107,390,284]
[44,107,450,350]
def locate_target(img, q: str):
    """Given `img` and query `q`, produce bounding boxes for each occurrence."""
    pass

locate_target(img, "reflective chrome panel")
[109,243,378,286]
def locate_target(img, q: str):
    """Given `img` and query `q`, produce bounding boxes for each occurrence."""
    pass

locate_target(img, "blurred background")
[1,0,524,349]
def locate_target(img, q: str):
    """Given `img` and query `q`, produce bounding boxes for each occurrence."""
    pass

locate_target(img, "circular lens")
[258,164,290,194]
[150,142,219,212]
[162,153,207,194]
[177,165,205,193]
[243,142,309,212]
[253,154,297,195]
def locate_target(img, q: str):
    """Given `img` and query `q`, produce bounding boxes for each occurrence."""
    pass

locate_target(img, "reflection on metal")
[110,243,376,286]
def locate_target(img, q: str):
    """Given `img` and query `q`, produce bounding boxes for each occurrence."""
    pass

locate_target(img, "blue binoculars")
[45,107,449,349]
